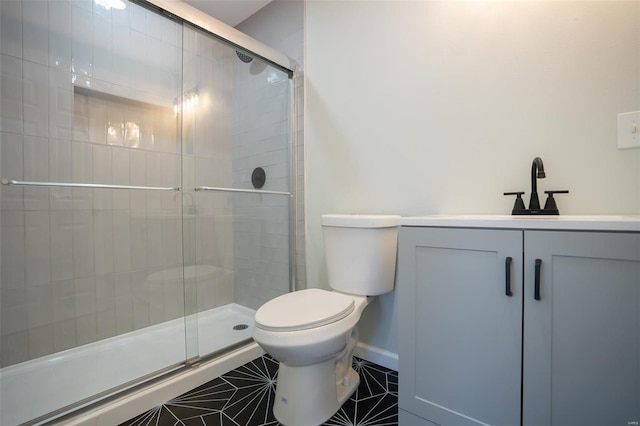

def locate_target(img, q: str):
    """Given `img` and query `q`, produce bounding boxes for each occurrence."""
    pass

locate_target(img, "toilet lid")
[255,289,355,332]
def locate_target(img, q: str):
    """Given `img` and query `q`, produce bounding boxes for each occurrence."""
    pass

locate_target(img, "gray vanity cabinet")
[398,227,523,426]
[522,230,640,426]
[398,226,640,426]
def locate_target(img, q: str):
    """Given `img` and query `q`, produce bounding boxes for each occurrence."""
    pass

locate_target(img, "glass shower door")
[180,24,294,359]
[0,1,188,424]
[0,0,296,422]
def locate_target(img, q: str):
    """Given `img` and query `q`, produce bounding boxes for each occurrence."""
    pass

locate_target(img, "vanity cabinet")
[398,226,640,426]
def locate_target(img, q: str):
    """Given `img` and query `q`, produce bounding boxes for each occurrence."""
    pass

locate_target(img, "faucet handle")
[504,191,526,213]
[543,190,569,214]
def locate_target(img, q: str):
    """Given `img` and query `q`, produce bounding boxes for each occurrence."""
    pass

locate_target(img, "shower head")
[236,51,253,63]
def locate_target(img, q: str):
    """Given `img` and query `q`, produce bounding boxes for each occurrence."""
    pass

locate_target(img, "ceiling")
[182,0,272,27]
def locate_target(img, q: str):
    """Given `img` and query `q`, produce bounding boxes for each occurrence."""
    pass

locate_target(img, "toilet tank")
[322,214,400,296]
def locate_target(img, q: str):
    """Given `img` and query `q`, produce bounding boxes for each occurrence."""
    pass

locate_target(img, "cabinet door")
[523,231,640,426]
[398,227,523,426]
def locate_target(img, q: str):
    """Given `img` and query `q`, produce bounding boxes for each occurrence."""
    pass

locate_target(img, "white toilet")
[252,214,400,426]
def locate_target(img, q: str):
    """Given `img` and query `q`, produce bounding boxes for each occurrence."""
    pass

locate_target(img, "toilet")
[252,214,400,426]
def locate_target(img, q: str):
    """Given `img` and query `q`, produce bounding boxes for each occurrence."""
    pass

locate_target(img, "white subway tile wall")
[182,27,228,315]
[235,0,305,292]
[231,60,291,310]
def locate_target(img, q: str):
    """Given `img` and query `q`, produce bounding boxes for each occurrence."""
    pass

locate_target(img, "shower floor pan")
[0,303,255,426]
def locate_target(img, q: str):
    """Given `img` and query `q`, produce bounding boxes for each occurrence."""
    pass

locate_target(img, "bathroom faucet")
[529,157,546,210]
[504,156,568,215]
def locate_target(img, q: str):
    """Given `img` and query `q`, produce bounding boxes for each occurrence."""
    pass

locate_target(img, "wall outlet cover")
[617,111,640,149]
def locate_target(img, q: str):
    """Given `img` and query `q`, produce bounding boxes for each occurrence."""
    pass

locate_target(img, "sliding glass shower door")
[0,1,188,423]
[180,24,294,360]
[0,0,295,424]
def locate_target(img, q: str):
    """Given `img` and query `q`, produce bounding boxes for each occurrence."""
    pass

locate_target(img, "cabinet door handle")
[534,259,542,300]
[505,256,513,297]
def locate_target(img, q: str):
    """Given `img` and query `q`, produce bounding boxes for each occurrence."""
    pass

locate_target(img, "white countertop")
[400,215,640,232]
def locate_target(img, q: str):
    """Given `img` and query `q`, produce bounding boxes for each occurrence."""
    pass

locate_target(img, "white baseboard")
[354,342,398,371]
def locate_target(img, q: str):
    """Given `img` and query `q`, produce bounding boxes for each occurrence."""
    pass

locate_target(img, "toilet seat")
[255,289,355,332]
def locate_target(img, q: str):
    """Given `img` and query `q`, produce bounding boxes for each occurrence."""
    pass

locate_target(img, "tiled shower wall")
[233,0,305,309]
[0,0,235,367]
[231,63,291,309]
[182,26,236,314]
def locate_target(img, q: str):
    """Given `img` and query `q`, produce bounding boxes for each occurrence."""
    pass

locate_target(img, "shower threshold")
[0,303,255,426]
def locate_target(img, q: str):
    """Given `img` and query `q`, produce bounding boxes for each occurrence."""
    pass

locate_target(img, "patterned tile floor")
[121,355,398,426]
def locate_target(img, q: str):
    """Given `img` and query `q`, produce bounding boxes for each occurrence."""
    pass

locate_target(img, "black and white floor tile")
[121,355,398,426]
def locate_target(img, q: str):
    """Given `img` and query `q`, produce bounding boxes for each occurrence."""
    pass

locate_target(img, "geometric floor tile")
[326,358,399,426]
[120,355,398,426]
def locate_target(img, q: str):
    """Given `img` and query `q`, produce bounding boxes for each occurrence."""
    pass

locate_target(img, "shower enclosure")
[0,0,297,424]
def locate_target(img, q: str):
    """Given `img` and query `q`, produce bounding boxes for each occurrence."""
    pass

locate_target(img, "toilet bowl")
[252,214,400,426]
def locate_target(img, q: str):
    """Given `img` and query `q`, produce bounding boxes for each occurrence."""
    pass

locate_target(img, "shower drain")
[233,324,249,331]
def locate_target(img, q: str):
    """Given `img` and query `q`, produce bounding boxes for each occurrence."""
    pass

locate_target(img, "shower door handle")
[1,178,181,191]
[195,186,292,196]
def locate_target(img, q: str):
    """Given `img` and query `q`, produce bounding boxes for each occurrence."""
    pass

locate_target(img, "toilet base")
[273,360,360,426]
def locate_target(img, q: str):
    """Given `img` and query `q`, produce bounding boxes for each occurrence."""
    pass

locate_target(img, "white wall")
[236,0,304,65]
[305,1,640,355]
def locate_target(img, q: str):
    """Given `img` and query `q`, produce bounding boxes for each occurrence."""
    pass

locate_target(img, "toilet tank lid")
[322,214,400,228]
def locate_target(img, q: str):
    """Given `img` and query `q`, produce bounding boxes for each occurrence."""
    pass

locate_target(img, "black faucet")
[503,157,568,215]
[529,157,546,210]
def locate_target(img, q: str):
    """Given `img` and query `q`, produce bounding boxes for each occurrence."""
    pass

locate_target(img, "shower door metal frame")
[133,0,295,78]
